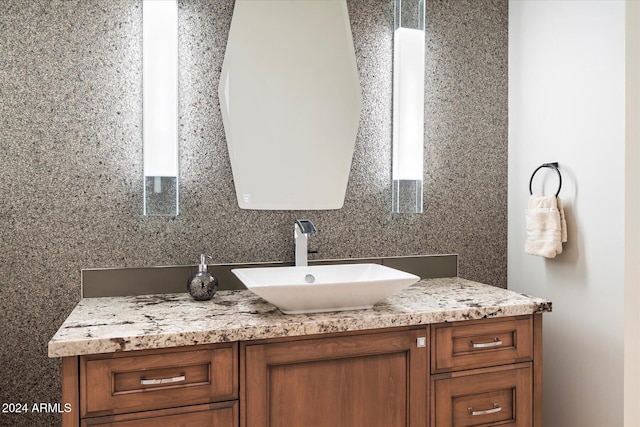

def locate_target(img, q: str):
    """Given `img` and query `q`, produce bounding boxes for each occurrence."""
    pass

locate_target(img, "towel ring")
[529,162,562,197]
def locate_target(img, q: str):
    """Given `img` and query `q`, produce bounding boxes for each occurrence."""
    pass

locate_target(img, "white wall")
[508,1,635,426]
[625,2,640,425]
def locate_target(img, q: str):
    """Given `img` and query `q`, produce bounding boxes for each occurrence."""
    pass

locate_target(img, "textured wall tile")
[0,0,506,424]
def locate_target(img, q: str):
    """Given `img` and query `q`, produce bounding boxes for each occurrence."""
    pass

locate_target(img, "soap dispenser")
[187,254,218,301]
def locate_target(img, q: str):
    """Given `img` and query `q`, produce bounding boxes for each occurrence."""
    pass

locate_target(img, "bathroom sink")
[231,263,420,314]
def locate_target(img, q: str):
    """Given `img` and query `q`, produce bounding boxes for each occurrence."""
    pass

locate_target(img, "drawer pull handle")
[140,374,186,385]
[468,403,501,416]
[469,338,502,348]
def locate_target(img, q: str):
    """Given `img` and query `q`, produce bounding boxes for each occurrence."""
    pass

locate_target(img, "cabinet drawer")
[81,343,238,417]
[432,363,532,427]
[81,401,238,427]
[431,316,533,373]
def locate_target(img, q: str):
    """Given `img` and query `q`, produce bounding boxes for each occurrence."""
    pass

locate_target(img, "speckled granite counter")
[48,277,551,358]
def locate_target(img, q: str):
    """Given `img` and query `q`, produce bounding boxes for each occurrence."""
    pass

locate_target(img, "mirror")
[219,0,362,210]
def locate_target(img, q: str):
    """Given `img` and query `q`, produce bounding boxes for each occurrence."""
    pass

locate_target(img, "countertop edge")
[48,278,552,358]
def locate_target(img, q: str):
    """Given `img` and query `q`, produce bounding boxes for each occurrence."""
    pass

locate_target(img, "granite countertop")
[48,277,552,358]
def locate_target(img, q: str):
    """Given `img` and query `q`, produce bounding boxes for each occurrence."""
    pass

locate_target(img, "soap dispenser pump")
[187,254,218,301]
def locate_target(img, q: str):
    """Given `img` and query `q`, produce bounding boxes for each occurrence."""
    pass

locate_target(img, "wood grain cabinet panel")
[430,315,543,427]
[432,316,533,373]
[432,363,533,427]
[242,328,428,427]
[80,343,238,418]
[81,401,238,427]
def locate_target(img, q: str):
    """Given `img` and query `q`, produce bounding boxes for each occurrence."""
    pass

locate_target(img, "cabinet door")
[243,329,428,427]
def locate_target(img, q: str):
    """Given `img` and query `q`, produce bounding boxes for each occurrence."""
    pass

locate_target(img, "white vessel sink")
[231,263,420,314]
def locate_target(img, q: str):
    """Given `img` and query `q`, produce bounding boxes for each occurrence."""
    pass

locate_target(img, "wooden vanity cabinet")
[241,327,429,427]
[61,315,543,427]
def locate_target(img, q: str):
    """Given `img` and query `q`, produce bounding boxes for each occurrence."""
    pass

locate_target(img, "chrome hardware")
[469,337,502,348]
[468,403,501,416]
[295,219,317,235]
[140,374,186,385]
[416,337,426,347]
[294,219,317,267]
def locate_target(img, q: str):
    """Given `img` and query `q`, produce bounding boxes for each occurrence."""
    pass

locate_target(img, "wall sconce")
[143,0,179,215]
[392,0,425,213]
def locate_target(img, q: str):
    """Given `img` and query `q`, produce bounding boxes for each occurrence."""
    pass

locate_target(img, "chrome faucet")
[294,219,317,267]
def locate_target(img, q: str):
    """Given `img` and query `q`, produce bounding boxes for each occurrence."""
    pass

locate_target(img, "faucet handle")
[295,219,317,234]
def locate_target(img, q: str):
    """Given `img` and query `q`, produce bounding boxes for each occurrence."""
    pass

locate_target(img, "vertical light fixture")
[143,0,179,215]
[392,0,425,213]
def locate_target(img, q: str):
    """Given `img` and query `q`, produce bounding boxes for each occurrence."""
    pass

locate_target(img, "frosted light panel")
[143,0,179,215]
[393,0,425,213]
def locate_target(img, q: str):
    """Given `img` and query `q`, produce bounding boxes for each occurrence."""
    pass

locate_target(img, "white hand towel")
[525,195,567,258]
